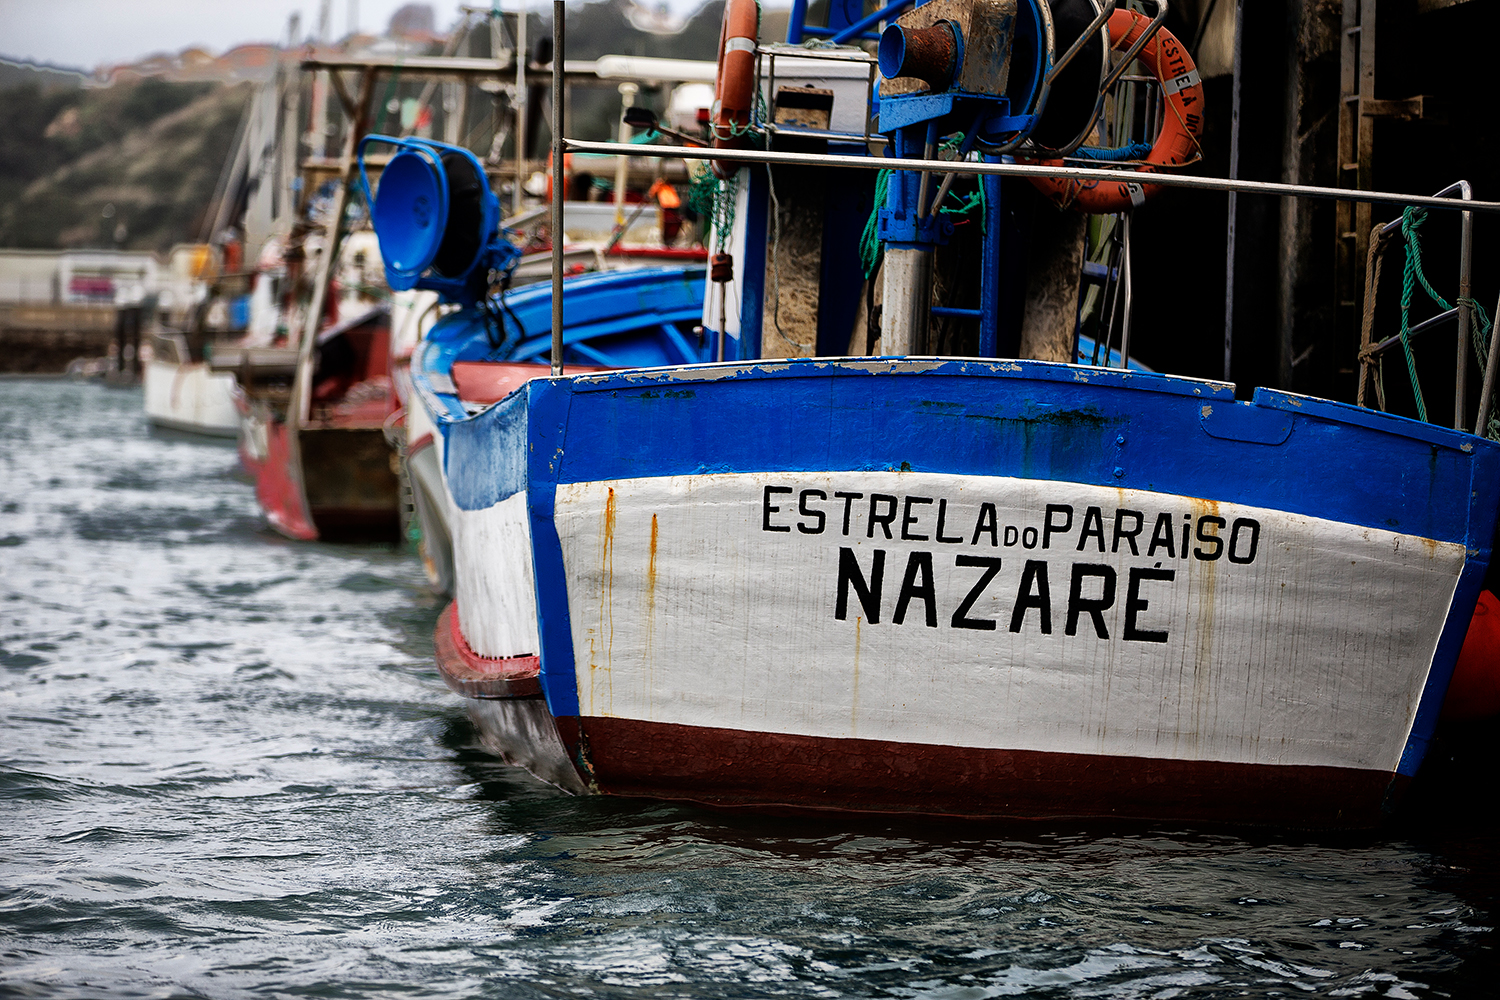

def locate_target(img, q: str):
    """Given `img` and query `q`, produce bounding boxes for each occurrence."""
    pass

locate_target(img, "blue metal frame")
[786,0,913,44]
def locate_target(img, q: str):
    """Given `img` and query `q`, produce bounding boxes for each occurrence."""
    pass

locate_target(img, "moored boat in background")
[236,305,401,540]
[143,337,241,438]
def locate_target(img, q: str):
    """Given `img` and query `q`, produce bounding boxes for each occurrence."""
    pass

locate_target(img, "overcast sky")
[1,0,476,70]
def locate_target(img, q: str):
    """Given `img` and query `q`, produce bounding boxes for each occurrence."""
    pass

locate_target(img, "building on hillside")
[0,250,160,306]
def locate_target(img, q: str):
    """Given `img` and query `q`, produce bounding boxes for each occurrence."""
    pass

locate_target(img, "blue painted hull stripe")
[444,360,1500,552]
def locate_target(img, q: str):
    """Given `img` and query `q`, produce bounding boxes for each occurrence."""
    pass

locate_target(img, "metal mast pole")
[515,0,527,216]
[550,0,564,375]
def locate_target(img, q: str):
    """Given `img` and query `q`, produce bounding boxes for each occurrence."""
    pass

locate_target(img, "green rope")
[859,169,891,279]
[1469,302,1500,440]
[1400,207,1497,435]
[857,144,987,281]
[686,61,772,255]
[687,169,736,254]
[1398,209,1431,423]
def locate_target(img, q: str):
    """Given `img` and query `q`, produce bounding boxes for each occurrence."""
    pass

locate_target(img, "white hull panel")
[554,471,1466,774]
[143,360,239,437]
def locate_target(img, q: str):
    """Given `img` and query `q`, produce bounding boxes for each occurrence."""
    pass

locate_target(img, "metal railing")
[1356,182,1476,431]
[547,2,1500,439]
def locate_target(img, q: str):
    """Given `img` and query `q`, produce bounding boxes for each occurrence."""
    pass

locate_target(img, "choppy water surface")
[3,378,1499,999]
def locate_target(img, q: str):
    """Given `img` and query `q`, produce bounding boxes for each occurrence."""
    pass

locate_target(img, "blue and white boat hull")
[433,358,1500,825]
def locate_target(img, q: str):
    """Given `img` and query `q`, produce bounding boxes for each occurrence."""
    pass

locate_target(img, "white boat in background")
[142,359,240,437]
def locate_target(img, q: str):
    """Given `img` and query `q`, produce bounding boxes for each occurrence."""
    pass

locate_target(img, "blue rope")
[1069,142,1154,162]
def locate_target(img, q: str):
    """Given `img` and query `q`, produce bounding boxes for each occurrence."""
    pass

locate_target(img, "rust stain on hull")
[851,616,861,738]
[591,486,617,715]
[645,511,659,705]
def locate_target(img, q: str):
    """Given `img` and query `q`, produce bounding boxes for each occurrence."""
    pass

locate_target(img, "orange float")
[544,150,574,202]
[710,0,760,180]
[1029,9,1204,213]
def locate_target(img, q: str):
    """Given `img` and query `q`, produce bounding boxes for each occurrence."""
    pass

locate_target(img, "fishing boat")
[378,0,1500,826]
[141,249,248,439]
[143,340,241,438]
[221,1,722,541]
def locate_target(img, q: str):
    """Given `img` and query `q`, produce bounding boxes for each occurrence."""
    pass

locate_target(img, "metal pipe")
[550,0,564,376]
[929,171,957,215]
[1224,0,1242,382]
[1367,180,1473,428]
[613,82,638,228]
[716,283,728,362]
[1366,306,1459,356]
[515,0,527,216]
[1456,185,1473,429]
[1097,228,1125,366]
[916,124,936,221]
[1045,0,1116,84]
[1476,287,1500,438]
[1119,213,1133,368]
[1096,0,1169,100]
[1035,0,1169,158]
[562,139,1500,214]
[1375,179,1473,234]
[925,114,983,217]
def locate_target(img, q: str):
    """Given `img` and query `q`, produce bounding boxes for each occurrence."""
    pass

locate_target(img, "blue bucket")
[369,148,448,290]
[359,135,505,303]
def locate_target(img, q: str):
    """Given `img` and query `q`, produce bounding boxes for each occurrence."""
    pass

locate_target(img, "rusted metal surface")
[574,717,1403,826]
[879,0,1018,98]
[298,426,401,540]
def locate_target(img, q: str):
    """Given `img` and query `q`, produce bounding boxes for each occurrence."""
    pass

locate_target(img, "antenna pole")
[550,0,564,375]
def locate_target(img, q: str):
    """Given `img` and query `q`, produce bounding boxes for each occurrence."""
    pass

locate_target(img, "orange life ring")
[544,150,574,202]
[710,0,760,180]
[1029,9,1204,212]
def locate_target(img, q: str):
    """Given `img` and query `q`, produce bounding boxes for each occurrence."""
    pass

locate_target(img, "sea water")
[2,377,1497,999]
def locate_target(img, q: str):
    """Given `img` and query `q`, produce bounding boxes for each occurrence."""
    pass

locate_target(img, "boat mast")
[551,0,565,375]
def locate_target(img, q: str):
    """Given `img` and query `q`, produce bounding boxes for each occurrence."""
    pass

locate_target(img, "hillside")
[0,77,246,253]
[0,0,787,255]
[0,57,87,92]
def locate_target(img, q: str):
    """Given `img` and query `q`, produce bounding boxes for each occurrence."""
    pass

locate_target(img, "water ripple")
[2,380,1499,999]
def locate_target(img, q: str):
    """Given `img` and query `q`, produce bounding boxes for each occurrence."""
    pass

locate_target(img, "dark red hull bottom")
[567,717,1404,828]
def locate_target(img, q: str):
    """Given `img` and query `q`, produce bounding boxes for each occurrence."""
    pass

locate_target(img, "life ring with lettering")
[710,0,760,180]
[1028,9,1204,212]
